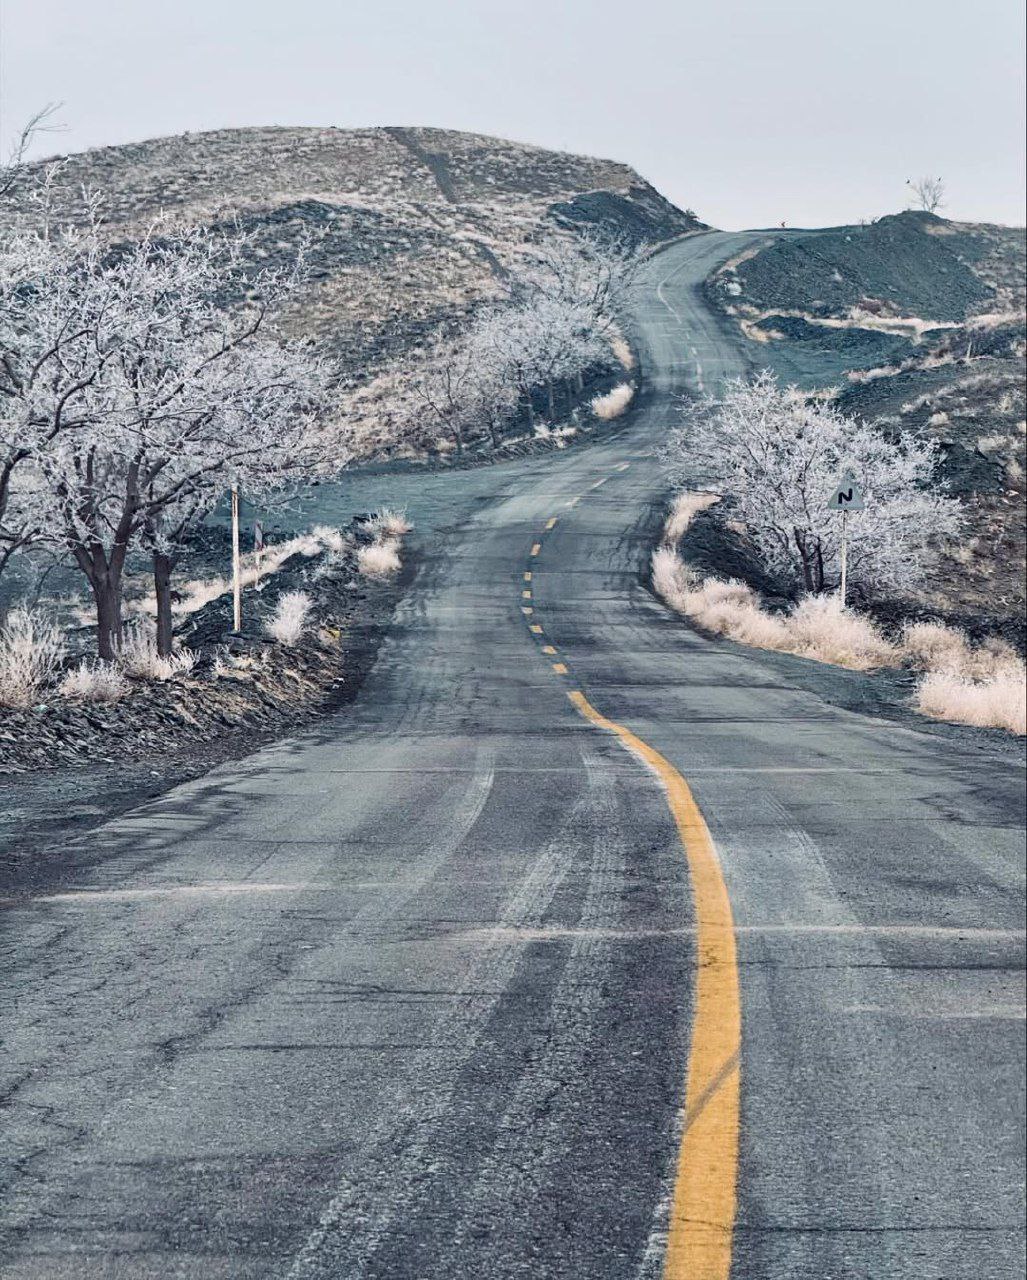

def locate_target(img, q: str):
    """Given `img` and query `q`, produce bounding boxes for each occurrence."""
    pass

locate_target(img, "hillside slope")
[3,126,700,381]
[707,213,1026,631]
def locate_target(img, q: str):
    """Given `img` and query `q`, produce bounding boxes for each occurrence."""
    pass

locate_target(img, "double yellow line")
[524,504,741,1280]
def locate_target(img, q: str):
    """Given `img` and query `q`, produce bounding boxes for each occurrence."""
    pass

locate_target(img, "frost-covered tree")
[405,330,515,454]
[667,371,962,596]
[468,295,607,428]
[0,200,119,580]
[512,227,643,336]
[13,216,334,657]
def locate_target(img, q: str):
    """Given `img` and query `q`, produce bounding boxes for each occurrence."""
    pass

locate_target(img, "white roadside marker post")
[231,483,242,633]
[829,471,865,608]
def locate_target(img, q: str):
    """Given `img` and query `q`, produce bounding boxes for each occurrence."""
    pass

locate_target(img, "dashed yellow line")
[551,662,568,675]
[530,543,542,556]
[524,571,532,582]
[541,645,557,655]
[529,624,543,635]
[545,516,558,530]
[566,690,740,1280]
[522,590,532,600]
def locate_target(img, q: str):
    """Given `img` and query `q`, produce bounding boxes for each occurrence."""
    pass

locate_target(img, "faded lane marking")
[545,517,558,530]
[521,606,533,616]
[566,496,581,508]
[541,645,557,655]
[551,663,568,675]
[522,590,532,599]
[529,624,544,635]
[616,461,631,472]
[567,688,740,1280]
[530,542,542,556]
[523,571,532,582]
[590,477,608,490]
[27,883,318,904]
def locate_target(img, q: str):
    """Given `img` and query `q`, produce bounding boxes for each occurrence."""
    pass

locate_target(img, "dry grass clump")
[0,609,66,708]
[265,591,312,645]
[608,332,636,370]
[788,596,899,670]
[59,660,129,703]
[365,508,412,538]
[904,620,1026,734]
[591,382,635,421]
[118,622,197,681]
[652,548,896,670]
[663,492,720,546]
[916,669,1026,735]
[357,540,402,579]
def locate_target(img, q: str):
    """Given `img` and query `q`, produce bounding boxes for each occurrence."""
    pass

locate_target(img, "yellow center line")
[551,662,568,675]
[530,542,542,556]
[545,516,558,530]
[541,645,557,655]
[567,689,740,1280]
[523,571,532,582]
[529,624,544,634]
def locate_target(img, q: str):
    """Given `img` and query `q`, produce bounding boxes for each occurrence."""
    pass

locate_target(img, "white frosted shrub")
[118,621,196,680]
[357,541,402,579]
[591,383,634,421]
[365,508,411,538]
[59,660,129,702]
[663,492,720,546]
[916,669,1026,735]
[788,596,898,670]
[265,591,312,645]
[0,609,66,707]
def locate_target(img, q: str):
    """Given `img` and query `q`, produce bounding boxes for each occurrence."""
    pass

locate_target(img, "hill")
[3,126,700,382]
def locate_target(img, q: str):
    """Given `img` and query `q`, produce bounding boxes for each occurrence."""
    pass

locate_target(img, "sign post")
[231,484,242,633]
[828,471,865,607]
[253,519,264,587]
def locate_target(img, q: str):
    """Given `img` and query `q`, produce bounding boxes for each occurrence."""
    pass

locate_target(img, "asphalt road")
[2,232,1024,1280]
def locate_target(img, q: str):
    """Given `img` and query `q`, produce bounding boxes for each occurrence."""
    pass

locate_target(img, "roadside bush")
[365,508,411,538]
[591,383,635,421]
[119,621,197,681]
[265,591,312,645]
[788,596,898,670]
[0,609,66,708]
[916,669,1026,735]
[59,660,129,703]
[663,492,720,546]
[357,540,402,579]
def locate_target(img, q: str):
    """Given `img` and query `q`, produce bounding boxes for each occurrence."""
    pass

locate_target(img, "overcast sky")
[1,0,1024,229]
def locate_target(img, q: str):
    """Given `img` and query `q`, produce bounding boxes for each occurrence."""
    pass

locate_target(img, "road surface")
[2,232,1024,1280]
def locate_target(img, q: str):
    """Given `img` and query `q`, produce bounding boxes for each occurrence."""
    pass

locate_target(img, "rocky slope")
[3,125,700,383]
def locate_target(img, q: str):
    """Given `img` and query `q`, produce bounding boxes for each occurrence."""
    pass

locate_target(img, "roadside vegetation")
[1,126,640,751]
[655,376,1026,735]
